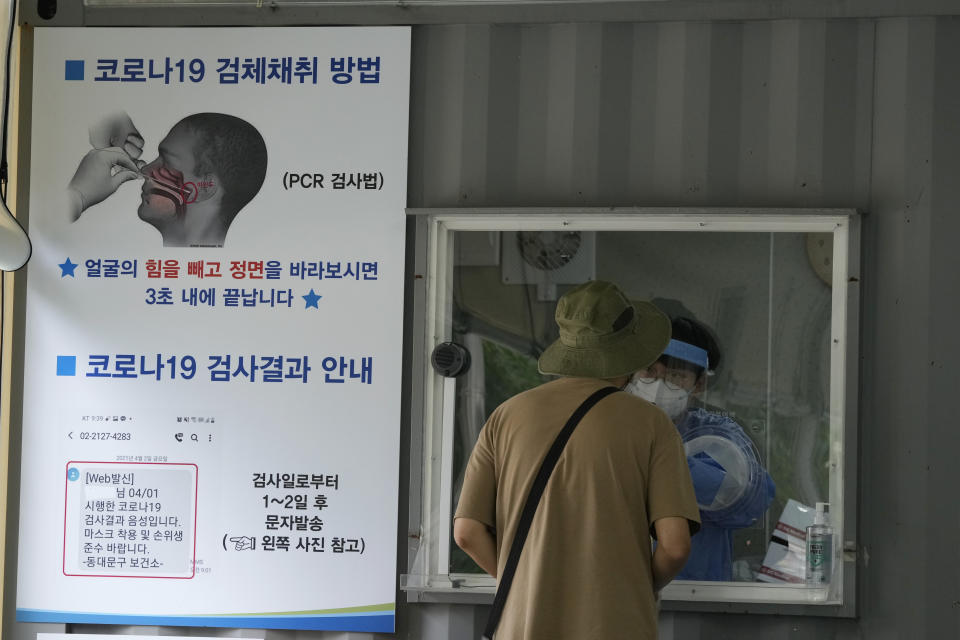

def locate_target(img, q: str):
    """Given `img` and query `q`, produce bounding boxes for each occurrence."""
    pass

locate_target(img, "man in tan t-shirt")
[454,280,701,640]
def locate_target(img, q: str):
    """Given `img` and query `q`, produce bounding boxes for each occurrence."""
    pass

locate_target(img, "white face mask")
[624,378,691,422]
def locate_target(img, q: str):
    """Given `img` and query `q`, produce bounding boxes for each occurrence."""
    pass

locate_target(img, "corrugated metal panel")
[407,16,960,640]
[32,1,960,29]
[410,19,874,210]
[9,14,959,640]
[926,19,960,638]
[859,15,960,640]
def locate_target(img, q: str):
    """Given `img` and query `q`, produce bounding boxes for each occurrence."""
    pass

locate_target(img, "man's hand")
[89,112,144,160]
[228,536,256,551]
[67,147,140,221]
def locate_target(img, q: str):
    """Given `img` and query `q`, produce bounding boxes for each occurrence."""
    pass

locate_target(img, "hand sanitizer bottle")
[805,502,833,586]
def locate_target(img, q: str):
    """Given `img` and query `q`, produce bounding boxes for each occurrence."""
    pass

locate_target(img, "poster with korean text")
[16,27,409,633]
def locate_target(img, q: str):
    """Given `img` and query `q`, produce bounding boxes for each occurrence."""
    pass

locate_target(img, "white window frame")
[403,207,859,616]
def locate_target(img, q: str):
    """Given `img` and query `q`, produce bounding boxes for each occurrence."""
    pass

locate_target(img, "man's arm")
[651,516,692,592]
[453,517,498,578]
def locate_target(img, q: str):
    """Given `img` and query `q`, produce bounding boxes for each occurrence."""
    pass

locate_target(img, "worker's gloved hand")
[687,451,727,509]
[67,147,141,219]
[88,112,144,160]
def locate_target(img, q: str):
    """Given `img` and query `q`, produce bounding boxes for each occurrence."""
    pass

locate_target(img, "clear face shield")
[623,339,711,422]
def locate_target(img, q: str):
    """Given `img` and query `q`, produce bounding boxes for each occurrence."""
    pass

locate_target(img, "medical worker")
[626,316,775,581]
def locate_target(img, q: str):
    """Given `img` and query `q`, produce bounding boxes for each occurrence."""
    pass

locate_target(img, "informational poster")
[16,28,409,632]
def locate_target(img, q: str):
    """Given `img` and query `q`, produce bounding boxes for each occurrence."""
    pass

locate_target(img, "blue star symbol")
[59,258,78,277]
[302,289,322,309]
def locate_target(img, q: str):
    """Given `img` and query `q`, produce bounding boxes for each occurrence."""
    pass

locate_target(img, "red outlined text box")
[63,461,198,579]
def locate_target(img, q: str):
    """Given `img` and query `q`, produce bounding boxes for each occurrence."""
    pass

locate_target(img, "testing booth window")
[405,209,859,615]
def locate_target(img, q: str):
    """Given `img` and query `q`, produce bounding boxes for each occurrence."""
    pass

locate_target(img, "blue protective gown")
[674,408,776,581]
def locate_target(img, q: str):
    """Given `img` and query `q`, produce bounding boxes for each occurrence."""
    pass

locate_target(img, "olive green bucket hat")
[538,280,672,379]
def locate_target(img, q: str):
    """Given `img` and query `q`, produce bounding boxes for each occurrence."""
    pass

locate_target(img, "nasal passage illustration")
[67,111,267,248]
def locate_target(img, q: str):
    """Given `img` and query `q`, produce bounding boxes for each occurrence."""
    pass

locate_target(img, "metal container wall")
[6,14,959,640]
[405,16,960,640]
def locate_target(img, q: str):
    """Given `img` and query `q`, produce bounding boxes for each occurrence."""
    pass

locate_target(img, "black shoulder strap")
[483,385,619,640]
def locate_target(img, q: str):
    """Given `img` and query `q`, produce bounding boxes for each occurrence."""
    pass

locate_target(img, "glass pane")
[448,229,832,583]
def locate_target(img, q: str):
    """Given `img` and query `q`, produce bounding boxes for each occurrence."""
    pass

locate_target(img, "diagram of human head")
[138,113,267,247]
